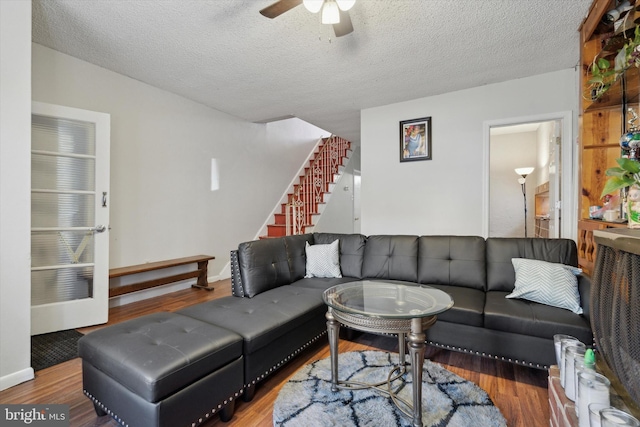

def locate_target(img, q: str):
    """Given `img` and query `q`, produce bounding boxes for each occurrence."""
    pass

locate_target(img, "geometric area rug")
[31,329,84,372]
[273,350,507,427]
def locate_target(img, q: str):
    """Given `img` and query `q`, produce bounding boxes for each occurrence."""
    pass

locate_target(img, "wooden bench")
[109,255,215,297]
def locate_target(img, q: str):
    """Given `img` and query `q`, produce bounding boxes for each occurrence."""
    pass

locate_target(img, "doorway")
[353,169,361,233]
[31,102,111,335]
[483,112,575,240]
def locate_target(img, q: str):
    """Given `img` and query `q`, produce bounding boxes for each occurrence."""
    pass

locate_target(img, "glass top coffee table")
[323,280,453,427]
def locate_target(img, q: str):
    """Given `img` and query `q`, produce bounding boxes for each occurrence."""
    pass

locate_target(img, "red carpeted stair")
[265,136,351,237]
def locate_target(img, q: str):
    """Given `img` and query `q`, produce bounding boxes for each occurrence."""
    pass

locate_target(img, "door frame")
[30,101,110,335]
[353,168,361,233]
[482,111,576,240]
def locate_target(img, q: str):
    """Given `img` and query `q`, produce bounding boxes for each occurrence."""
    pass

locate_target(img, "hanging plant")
[587,57,617,100]
[615,26,640,72]
[586,25,640,101]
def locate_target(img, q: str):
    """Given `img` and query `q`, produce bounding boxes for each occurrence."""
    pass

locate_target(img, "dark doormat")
[31,329,84,371]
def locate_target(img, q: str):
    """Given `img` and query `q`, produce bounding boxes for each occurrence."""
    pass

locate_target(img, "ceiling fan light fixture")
[321,1,340,24]
[335,0,355,11]
[303,0,324,13]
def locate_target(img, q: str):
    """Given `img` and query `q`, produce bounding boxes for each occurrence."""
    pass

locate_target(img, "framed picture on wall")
[400,117,432,162]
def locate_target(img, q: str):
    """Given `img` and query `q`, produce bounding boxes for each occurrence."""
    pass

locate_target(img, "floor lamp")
[515,167,534,237]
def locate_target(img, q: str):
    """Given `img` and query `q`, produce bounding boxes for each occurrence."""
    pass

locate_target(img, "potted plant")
[601,157,640,228]
[587,26,640,100]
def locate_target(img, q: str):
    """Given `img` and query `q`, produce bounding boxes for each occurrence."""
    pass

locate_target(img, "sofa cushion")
[283,234,314,282]
[417,236,486,290]
[178,286,325,354]
[426,321,560,368]
[314,233,366,278]
[289,277,356,291]
[486,238,578,292]
[506,258,583,314]
[78,312,243,403]
[484,291,592,342]
[362,235,418,281]
[304,240,342,278]
[425,284,484,327]
[237,238,290,297]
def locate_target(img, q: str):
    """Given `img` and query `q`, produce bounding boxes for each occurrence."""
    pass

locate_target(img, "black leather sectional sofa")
[79,233,593,427]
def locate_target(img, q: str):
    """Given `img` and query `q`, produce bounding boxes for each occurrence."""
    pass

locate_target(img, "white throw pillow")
[506,258,583,314]
[304,240,342,278]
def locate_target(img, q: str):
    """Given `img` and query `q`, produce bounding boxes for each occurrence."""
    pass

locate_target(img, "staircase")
[265,135,351,238]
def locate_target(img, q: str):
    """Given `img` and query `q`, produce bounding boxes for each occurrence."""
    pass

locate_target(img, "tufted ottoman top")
[78,312,242,403]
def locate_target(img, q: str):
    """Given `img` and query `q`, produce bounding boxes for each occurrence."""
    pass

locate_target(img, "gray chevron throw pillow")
[304,239,342,278]
[506,258,583,314]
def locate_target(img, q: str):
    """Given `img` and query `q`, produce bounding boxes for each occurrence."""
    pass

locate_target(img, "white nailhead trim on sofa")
[229,250,245,298]
[84,386,243,427]
[426,340,546,369]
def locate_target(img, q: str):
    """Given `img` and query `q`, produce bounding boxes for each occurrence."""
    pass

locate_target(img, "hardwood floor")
[0,279,551,426]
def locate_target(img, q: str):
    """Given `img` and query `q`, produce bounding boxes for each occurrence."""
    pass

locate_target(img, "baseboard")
[109,280,194,307]
[218,261,231,280]
[0,367,34,391]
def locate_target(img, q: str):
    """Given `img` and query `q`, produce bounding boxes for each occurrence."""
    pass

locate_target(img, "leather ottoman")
[177,285,328,401]
[79,312,244,427]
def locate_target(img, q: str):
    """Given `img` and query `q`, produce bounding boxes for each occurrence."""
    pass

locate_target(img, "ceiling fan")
[260,0,355,37]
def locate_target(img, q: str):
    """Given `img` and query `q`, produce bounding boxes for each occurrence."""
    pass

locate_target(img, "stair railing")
[285,135,350,235]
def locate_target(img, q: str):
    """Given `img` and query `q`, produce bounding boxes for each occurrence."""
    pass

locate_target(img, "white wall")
[1,37,330,389]
[537,121,563,237]
[313,147,361,234]
[490,132,537,237]
[0,0,34,390]
[32,43,328,282]
[537,121,554,186]
[360,69,578,237]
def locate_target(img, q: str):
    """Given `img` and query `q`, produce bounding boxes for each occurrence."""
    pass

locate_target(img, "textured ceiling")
[32,0,593,144]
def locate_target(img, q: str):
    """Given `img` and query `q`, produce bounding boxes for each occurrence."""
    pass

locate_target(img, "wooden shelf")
[535,217,550,239]
[594,10,639,60]
[579,1,638,262]
[535,182,550,238]
[584,66,640,113]
[535,182,550,218]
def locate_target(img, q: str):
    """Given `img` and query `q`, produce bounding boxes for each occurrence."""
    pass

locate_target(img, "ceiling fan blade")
[333,10,354,37]
[259,0,303,19]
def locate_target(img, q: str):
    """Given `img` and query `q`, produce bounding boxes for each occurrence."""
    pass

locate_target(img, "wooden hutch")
[577,0,639,274]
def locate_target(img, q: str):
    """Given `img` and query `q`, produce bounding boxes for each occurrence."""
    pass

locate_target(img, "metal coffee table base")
[326,308,437,427]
